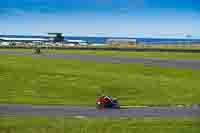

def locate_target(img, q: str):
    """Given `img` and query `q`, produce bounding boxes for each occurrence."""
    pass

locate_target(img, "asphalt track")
[0,104,200,118]
[1,51,200,69]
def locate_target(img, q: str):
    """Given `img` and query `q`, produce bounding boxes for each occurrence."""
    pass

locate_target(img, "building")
[0,37,49,42]
[66,40,88,46]
[106,38,137,46]
[0,33,88,47]
[48,33,64,43]
[0,37,49,46]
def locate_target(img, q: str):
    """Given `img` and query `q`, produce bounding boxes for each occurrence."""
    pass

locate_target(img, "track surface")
[1,51,200,69]
[0,104,200,117]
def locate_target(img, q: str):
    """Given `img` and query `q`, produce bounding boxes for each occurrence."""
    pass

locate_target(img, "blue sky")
[0,0,200,38]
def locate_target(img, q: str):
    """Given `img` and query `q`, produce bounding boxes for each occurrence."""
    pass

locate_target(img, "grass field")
[1,48,200,59]
[0,54,200,105]
[0,117,199,133]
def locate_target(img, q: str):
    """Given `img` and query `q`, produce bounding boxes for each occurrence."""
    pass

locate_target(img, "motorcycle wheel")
[96,103,104,109]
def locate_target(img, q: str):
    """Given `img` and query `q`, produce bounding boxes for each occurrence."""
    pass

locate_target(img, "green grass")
[0,117,200,133]
[0,54,200,105]
[1,48,200,59]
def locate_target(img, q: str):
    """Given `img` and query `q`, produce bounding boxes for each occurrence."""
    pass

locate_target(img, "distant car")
[96,95,120,109]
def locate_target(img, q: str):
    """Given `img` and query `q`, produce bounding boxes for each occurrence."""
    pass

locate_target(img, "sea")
[1,35,200,44]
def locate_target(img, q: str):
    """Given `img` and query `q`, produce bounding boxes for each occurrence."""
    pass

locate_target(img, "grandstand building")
[48,33,64,43]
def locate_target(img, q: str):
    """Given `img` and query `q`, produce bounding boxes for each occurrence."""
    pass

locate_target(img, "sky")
[0,0,200,38]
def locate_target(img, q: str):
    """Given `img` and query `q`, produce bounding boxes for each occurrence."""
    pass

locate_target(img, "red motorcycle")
[96,96,120,109]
